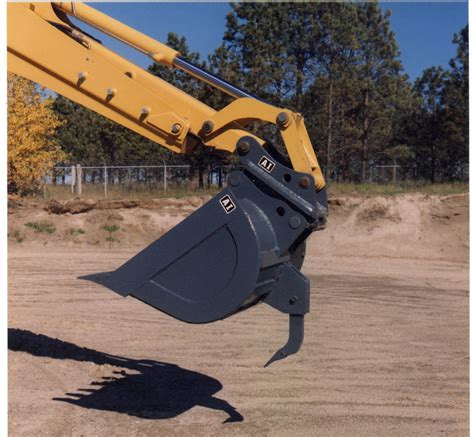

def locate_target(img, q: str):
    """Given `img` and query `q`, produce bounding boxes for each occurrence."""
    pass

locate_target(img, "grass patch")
[31,180,471,201]
[42,185,220,201]
[102,223,120,249]
[65,227,85,236]
[9,230,24,243]
[25,221,56,234]
[102,224,120,234]
[328,182,468,196]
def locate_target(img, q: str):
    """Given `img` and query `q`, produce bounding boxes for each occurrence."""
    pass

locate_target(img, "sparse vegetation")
[41,184,220,201]
[25,221,56,234]
[9,229,24,243]
[39,181,467,202]
[65,227,85,236]
[328,182,468,196]
[102,223,120,248]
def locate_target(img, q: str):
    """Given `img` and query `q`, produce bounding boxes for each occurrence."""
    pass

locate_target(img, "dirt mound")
[8,193,468,262]
[310,192,468,262]
[45,199,96,214]
[43,196,212,215]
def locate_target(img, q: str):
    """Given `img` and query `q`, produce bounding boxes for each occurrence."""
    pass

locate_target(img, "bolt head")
[289,296,298,305]
[237,141,250,155]
[171,123,182,134]
[141,106,151,115]
[289,216,302,229]
[299,176,311,189]
[202,121,214,135]
[277,112,289,126]
[228,173,241,187]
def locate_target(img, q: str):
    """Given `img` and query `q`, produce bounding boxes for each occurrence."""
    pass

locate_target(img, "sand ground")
[8,193,469,436]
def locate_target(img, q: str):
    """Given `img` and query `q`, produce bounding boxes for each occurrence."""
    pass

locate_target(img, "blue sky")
[81,2,468,82]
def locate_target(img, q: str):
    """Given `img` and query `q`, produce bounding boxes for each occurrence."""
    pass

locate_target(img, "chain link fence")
[43,160,468,200]
[369,164,409,183]
[368,163,469,184]
[43,164,236,199]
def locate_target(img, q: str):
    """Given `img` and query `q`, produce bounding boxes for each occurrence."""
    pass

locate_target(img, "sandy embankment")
[8,192,469,263]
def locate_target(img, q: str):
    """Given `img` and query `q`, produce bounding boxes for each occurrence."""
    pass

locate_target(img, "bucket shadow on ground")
[8,328,243,423]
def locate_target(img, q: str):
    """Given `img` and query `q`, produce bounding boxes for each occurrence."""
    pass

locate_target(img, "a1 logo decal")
[258,156,276,173]
[219,195,236,214]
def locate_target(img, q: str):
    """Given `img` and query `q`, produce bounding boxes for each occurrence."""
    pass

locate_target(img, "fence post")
[71,165,76,194]
[76,164,82,196]
[218,166,223,188]
[163,161,167,193]
[104,162,108,198]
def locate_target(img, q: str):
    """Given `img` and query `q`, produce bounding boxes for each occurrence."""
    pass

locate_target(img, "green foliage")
[52,96,171,166]
[386,145,415,162]
[219,3,467,183]
[25,221,56,234]
[398,25,469,183]
[442,25,469,180]
[65,227,85,236]
[9,229,24,243]
[410,67,448,182]
[49,3,467,185]
[43,183,220,200]
[329,181,468,196]
[148,33,231,187]
[221,2,415,181]
[102,223,119,248]
[102,223,119,234]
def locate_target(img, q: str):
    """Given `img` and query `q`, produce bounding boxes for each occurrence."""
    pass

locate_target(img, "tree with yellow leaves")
[7,73,66,194]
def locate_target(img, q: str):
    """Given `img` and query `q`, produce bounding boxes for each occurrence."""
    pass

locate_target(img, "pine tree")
[354,3,412,182]
[52,95,170,166]
[148,33,228,188]
[301,3,361,181]
[220,2,413,182]
[442,25,469,180]
[223,3,293,104]
[413,67,448,182]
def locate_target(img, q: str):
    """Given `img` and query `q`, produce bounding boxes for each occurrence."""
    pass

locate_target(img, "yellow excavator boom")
[7,2,325,189]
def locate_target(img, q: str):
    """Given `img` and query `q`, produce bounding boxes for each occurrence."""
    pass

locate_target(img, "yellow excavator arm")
[7,2,325,189]
[8,2,328,367]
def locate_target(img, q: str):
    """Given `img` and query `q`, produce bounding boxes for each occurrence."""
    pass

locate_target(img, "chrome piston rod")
[55,2,258,100]
[173,57,257,100]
